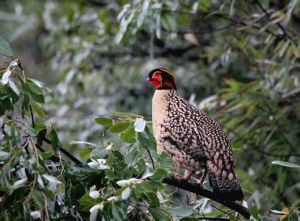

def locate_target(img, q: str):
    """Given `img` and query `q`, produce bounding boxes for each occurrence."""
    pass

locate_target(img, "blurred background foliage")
[0,0,300,220]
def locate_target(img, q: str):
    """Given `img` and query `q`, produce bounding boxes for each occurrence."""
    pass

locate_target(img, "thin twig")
[263,102,295,151]
[41,192,50,221]
[29,104,35,128]
[34,142,61,163]
[162,176,251,219]
[253,0,289,38]
[42,137,83,166]
[226,125,300,159]
[144,145,155,169]
[161,9,286,39]
[199,217,229,221]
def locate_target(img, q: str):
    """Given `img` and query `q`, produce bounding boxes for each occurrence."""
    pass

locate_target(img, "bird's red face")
[147,68,176,90]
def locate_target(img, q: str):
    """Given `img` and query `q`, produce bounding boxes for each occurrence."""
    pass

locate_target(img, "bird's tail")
[208,167,244,201]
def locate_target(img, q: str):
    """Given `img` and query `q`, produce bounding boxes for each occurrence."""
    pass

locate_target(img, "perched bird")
[147,67,244,201]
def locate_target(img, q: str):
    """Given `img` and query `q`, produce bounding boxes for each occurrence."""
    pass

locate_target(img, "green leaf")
[27,82,43,95]
[31,102,47,119]
[27,78,45,88]
[105,169,117,180]
[25,82,45,103]
[147,192,160,207]
[157,152,173,169]
[250,204,259,219]
[34,123,47,132]
[90,146,109,159]
[95,117,113,127]
[133,158,146,174]
[112,111,143,118]
[41,151,54,160]
[149,208,172,221]
[151,168,168,182]
[121,127,136,143]
[79,194,98,211]
[199,0,210,12]
[137,132,156,150]
[27,127,38,136]
[112,206,126,221]
[30,91,45,103]
[42,188,55,200]
[108,122,130,133]
[0,36,13,56]
[80,147,93,159]
[271,161,300,169]
[180,218,199,221]
[50,127,61,151]
[168,206,193,217]
[31,191,44,207]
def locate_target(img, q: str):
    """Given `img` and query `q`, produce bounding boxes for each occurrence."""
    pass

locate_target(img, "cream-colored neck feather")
[152,90,173,152]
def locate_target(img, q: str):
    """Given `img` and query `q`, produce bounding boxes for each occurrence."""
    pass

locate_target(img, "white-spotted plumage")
[151,76,244,201]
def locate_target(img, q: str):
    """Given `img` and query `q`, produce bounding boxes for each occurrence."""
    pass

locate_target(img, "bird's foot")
[197,168,208,188]
[176,171,193,181]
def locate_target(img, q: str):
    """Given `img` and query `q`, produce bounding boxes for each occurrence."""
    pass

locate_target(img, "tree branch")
[42,137,83,166]
[161,9,291,40]
[162,176,251,220]
[253,0,289,38]
[144,145,155,169]
[28,96,83,166]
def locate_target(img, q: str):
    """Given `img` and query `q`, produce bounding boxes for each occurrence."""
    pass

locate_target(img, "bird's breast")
[152,90,172,153]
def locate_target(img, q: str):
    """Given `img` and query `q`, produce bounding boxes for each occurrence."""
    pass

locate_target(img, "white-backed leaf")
[71,141,98,147]
[137,0,150,27]
[1,69,11,84]
[134,118,146,132]
[30,211,41,219]
[90,203,104,221]
[13,178,28,189]
[270,209,288,215]
[8,80,19,95]
[43,174,62,184]
[121,187,131,200]
[0,150,9,161]
[28,78,45,88]
[272,160,300,169]
[89,191,100,199]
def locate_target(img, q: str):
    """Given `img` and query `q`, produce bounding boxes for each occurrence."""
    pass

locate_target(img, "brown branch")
[144,145,155,169]
[28,97,83,165]
[162,176,251,220]
[199,218,229,221]
[42,137,83,166]
[35,142,61,163]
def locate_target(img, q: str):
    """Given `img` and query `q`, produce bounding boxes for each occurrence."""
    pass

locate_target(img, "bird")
[147,67,244,201]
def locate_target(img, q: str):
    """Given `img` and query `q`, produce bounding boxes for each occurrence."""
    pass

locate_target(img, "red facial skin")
[148,69,176,89]
[149,72,163,89]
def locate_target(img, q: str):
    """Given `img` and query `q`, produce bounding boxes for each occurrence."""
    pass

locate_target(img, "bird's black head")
[147,68,177,90]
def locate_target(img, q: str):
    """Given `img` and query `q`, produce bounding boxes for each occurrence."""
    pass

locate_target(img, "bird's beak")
[146,77,150,82]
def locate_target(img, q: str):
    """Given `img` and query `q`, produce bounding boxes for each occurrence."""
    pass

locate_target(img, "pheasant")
[147,67,244,201]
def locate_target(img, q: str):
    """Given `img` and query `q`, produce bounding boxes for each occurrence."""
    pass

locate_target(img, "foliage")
[0,42,215,220]
[0,0,300,220]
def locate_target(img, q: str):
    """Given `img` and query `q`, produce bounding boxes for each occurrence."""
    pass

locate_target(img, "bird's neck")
[153,89,176,100]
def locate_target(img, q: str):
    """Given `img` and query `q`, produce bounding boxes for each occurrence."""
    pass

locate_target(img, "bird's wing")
[167,95,243,200]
